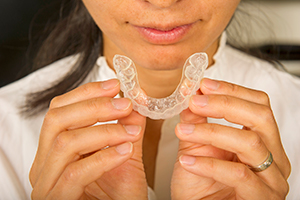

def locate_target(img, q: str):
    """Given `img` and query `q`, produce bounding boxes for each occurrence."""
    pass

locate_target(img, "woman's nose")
[144,0,179,8]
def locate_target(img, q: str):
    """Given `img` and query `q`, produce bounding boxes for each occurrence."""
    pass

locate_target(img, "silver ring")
[248,152,273,172]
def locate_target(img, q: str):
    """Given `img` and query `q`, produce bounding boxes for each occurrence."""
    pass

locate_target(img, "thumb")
[180,107,207,124]
[180,88,206,124]
[118,110,146,127]
[118,110,146,156]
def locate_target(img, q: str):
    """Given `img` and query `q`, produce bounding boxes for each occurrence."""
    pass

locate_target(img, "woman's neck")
[135,66,183,98]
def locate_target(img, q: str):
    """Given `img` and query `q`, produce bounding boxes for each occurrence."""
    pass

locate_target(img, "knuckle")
[97,124,115,144]
[52,132,73,153]
[94,152,105,165]
[257,91,270,106]
[284,160,292,179]
[86,98,104,112]
[81,82,97,97]
[234,164,252,182]
[273,174,290,199]
[205,158,215,173]
[62,164,81,183]
[280,181,290,198]
[101,124,111,135]
[102,123,123,136]
[31,188,38,200]
[101,124,113,135]
[219,95,232,108]
[43,109,60,127]
[271,181,289,200]
[205,123,218,137]
[258,106,275,124]
[228,83,240,94]
[29,167,37,187]
[31,184,45,199]
[93,152,108,173]
[247,132,264,151]
[49,96,61,109]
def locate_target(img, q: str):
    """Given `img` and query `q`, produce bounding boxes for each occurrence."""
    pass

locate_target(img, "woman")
[0,0,299,199]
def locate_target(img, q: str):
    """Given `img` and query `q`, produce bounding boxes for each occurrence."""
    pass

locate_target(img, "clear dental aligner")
[113,53,208,120]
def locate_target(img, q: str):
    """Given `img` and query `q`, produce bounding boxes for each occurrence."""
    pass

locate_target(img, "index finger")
[49,79,120,109]
[200,78,270,106]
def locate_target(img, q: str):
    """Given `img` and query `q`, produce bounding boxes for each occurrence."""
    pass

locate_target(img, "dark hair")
[23,0,102,116]
[226,2,284,69]
[22,0,281,116]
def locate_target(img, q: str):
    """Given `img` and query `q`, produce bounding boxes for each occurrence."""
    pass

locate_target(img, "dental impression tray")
[113,53,208,119]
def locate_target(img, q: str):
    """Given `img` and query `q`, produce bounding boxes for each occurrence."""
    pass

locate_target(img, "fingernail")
[202,79,220,91]
[192,95,208,107]
[116,142,133,155]
[123,125,141,136]
[178,123,195,134]
[101,79,119,90]
[180,155,196,166]
[111,98,131,110]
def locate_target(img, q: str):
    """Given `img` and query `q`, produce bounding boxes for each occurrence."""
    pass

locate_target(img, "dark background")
[0,0,57,87]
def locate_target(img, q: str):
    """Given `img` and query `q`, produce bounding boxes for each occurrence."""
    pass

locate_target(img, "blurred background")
[0,0,300,87]
[227,0,300,76]
[0,0,58,87]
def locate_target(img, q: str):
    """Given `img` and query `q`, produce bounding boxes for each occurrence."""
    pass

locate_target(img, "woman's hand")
[29,79,148,200]
[171,78,290,199]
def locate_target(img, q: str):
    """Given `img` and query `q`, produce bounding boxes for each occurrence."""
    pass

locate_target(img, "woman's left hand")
[171,78,291,199]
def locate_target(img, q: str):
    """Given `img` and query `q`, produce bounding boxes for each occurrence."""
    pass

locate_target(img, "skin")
[172,79,290,199]
[30,0,291,199]
[83,0,238,98]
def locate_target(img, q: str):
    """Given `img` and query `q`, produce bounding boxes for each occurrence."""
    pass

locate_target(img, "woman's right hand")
[29,79,148,200]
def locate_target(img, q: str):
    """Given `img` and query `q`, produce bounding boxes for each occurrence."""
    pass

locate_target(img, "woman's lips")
[133,23,195,44]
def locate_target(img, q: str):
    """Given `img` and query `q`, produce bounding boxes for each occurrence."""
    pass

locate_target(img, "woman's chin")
[130,50,195,71]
